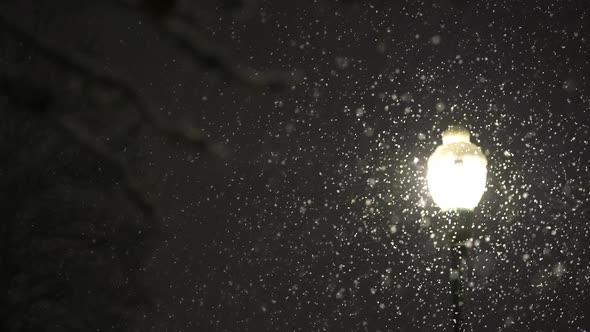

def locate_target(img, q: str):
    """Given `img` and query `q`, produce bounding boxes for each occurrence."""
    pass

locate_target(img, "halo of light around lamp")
[427,126,487,211]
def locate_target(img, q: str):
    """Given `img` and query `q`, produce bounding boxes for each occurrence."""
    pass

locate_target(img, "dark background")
[1,0,590,331]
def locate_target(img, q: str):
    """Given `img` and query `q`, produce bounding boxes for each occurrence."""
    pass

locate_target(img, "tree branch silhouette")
[0,2,297,216]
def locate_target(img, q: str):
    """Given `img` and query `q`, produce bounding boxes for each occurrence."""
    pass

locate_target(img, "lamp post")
[426,125,487,332]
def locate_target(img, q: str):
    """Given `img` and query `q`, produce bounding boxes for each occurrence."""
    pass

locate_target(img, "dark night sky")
[3,0,590,331]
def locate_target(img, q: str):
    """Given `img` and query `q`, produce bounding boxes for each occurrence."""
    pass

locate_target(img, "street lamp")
[427,125,487,332]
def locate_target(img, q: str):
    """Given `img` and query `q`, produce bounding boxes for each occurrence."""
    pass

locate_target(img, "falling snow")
[4,0,590,331]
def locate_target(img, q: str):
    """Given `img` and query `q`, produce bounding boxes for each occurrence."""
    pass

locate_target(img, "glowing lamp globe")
[427,126,487,211]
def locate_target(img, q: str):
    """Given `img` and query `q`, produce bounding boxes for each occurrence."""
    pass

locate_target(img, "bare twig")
[116,0,298,91]
[0,72,156,219]
[54,117,157,220]
[162,17,296,91]
[0,14,223,156]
